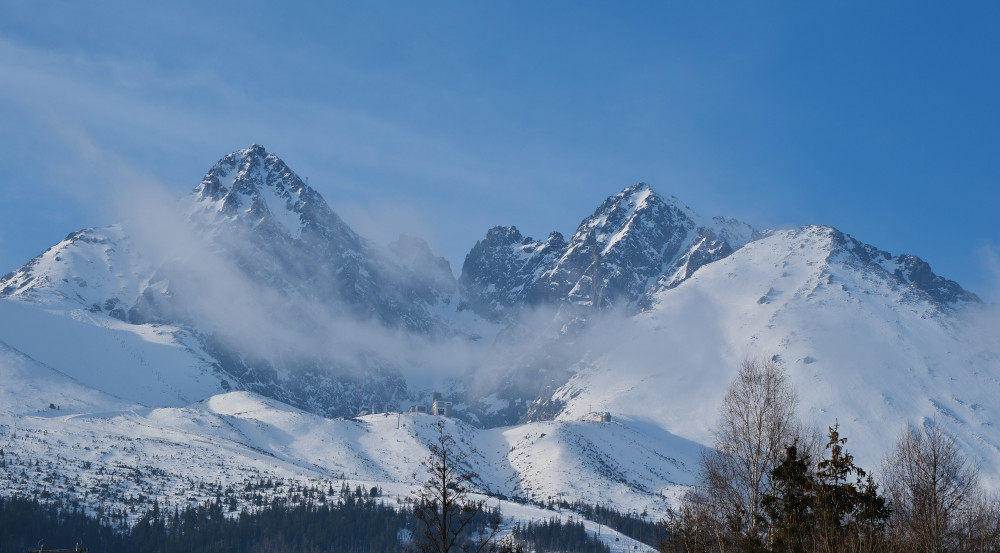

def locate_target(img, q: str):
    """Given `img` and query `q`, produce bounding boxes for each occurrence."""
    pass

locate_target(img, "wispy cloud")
[0,34,593,273]
[0,34,556,195]
[978,243,1000,304]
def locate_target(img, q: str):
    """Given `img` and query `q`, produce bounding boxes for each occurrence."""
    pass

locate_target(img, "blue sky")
[1,2,998,298]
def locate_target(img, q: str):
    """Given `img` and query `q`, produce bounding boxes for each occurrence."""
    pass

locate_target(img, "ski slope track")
[1,145,997,544]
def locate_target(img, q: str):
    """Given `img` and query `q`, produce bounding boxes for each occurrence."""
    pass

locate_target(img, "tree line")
[0,473,613,553]
[662,357,1000,553]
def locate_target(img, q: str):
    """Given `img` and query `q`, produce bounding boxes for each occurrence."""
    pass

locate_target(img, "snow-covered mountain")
[1,146,464,331]
[174,144,460,333]
[1,145,997,538]
[0,145,491,420]
[541,226,996,475]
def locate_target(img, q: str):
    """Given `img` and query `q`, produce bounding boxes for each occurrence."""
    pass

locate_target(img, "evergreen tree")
[763,441,815,553]
[811,423,889,550]
[760,424,890,553]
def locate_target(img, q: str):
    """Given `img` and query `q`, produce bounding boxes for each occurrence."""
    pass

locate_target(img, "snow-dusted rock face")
[191,144,353,241]
[133,144,460,333]
[823,228,979,308]
[459,226,568,321]
[0,224,151,316]
[460,183,757,321]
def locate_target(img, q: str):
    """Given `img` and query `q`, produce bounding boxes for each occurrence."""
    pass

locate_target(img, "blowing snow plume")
[103,145,503,417]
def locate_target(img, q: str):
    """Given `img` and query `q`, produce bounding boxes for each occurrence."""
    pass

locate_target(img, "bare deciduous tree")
[414,420,501,553]
[669,357,803,552]
[665,364,1000,553]
[710,357,800,538]
[882,423,1000,553]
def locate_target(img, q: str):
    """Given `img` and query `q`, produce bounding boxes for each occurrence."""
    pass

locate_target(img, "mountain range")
[1,145,996,540]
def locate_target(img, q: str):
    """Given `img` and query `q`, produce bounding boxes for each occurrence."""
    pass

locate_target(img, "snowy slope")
[0,295,693,528]
[0,224,153,316]
[547,225,1000,483]
[0,373,687,545]
[0,339,138,416]
[0,300,229,408]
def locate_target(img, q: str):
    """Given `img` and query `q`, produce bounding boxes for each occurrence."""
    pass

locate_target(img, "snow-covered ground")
[0,342,669,550]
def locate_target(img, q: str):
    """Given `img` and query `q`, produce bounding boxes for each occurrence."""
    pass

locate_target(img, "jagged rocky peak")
[459,183,757,320]
[485,225,526,244]
[459,226,567,321]
[164,145,466,333]
[574,183,695,247]
[822,226,980,308]
[564,184,698,265]
[543,183,755,309]
[466,226,565,253]
[189,144,356,244]
[570,183,753,260]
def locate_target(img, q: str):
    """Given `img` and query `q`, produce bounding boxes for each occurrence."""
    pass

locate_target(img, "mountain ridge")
[459,182,759,322]
[0,145,980,424]
[0,145,995,534]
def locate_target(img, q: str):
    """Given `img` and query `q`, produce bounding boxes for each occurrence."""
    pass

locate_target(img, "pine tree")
[763,441,816,553]
[812,423,889,550]
[760,424,890,553]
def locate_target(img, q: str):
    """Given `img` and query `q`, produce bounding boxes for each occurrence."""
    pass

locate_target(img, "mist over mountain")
[1,146,496,418]
[1,145,996,533]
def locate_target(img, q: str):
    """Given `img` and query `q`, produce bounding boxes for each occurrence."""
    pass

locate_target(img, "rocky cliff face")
[128,144,460,333]
[824,228,979,307]
[460,183,758,322]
